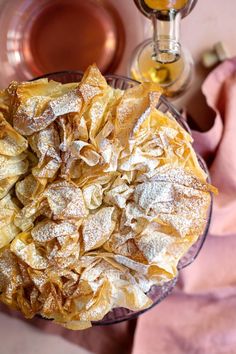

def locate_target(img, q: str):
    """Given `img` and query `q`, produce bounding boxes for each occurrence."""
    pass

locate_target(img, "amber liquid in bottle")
[131,48,183,85]
[143,0,188,11]
[130,41,186,97]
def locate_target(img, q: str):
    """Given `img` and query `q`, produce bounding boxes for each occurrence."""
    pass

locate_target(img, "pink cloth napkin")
[132,57,236,354]
[2,58,236,354]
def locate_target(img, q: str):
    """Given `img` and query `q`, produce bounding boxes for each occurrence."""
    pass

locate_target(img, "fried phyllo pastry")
[0,89,11,122]
[0,113,28,199]
[0,194,20,248]
[11,79,81,136]
[0,64,217,329]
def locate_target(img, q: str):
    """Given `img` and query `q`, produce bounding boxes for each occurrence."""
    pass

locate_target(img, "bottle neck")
[151,10,181,64]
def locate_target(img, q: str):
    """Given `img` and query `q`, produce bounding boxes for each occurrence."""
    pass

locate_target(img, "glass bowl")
[33,71,212,325]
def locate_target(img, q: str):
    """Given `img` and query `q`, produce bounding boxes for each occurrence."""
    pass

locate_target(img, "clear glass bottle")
[130,0,197,98]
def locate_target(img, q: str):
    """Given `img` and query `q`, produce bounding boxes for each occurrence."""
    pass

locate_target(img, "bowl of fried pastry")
[0,65,217,329]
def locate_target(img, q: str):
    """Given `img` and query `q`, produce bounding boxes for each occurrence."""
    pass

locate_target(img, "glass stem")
[151,10,181,64]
